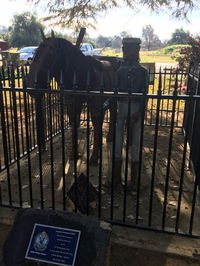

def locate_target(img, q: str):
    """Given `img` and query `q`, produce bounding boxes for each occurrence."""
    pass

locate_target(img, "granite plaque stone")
[3,208,111,266]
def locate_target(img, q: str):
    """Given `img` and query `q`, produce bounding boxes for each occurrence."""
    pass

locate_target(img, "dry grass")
[102,49,176,63]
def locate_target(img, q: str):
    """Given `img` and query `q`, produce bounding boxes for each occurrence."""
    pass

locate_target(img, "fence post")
[149,69,162,226]
[0,71,12,204]
[34,73,46,151]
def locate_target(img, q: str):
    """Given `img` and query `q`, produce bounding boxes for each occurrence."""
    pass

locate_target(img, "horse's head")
[26,34,74,90]
[26,32,117,94]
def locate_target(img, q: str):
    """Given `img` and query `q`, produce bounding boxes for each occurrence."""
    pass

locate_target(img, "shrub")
[173,36,200,70]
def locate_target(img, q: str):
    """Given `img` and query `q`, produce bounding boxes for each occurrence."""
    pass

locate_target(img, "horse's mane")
[55,38,115,72]
[57,38,83,54]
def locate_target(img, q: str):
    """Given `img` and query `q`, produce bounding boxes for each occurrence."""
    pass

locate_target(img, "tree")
[120,31,131,39]
[142,24,161,50]
[0,26,9,42]
[151,35,162,49]
[0,25,8,34]
[27,0,198,29]
[111,36,122,49]
[96,35,111,48]
[8,12,44,47]
[168,28,191,45]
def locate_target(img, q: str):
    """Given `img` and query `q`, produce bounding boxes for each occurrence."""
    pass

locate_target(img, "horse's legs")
[89,100,104,165]
[66,97,82,160]
[106,99,116,142]
[35,96,46,151]
[66,102,82,128]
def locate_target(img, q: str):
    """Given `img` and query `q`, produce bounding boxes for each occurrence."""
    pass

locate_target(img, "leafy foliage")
[95,32,131,49]
[168,28,191,45]
[8,12,44,47]
[172,36,200,69]
[27,0,199,29]
[0,25,9,42]
[155,44,188,55]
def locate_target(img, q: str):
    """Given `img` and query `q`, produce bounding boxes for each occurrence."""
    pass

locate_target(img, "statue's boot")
[114,160,123,191]
[106,160,122,192]
[127,161,139,192]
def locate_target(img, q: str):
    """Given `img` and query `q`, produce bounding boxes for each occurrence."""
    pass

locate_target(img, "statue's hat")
[122,37,141,45]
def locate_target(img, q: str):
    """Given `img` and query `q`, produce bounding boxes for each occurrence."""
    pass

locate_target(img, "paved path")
[156,62,178,71]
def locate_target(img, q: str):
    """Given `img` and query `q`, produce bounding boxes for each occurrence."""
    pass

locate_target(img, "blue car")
[19,46,38,65]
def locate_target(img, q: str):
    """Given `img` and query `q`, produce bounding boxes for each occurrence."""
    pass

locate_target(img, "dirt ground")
[0,112,199,237]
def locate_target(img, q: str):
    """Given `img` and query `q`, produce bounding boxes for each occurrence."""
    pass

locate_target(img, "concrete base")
[110,226,200,266]
[1,210,200,266]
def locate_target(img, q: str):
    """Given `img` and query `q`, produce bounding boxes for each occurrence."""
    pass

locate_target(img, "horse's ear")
[51,30,55,38]
[40,28,46,41]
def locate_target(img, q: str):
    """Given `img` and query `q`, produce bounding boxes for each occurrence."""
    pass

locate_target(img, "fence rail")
[0,65,200,238]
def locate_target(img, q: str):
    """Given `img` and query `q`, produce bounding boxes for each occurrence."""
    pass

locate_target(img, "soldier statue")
[114,37,149,192]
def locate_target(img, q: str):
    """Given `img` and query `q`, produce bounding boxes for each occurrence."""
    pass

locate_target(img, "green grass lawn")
[140,52,176,63]
[102,50,176,63]
[102,45,184,63]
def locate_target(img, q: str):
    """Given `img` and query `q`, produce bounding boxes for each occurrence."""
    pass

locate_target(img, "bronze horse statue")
[26,33,118,164]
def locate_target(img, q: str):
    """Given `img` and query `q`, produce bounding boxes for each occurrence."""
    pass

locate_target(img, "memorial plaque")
[25,224,81,266]
[3,208,111,266]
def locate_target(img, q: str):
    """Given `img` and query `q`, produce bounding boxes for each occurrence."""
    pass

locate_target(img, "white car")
[80,43,101,56]
[18,46,38,65]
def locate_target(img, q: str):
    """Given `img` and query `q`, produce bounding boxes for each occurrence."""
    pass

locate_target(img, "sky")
[0,0,200,41]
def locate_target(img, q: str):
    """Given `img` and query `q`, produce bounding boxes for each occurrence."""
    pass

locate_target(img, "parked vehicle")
[80,43,101,56]
[18,46,38,65]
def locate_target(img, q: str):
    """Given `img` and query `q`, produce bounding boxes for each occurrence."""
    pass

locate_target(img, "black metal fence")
[0,65,200,238]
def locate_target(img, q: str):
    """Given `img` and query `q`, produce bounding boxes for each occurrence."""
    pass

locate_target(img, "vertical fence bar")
[136,90,147,224]
[122,90,131,222]
[60,71,66,211]
[188,71,200,235]
[34,75,44,209]
[175,74,194,233]
[72,70,78,212]
[189,157,199,235]
[148,71,162,226]
[85,71,90,216]
[11,66,22,206]
[86,70,91,216]
[3,76,12,163]
[110,87,118,221]
[149,69,156,126]
[165,67,174,126]
[0,74,12,204]
[17,78,25,155]
[27,94,32,149]
[175,71,184,127]
[16,66,21,88]
[8,67,16,161]
[22,67,33,207]
[1,66,6,87]
[47,72,55,210]
[162,72,178,230]
[98,72,104,218]
[30,96,36,148]
[160,69,166,126]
